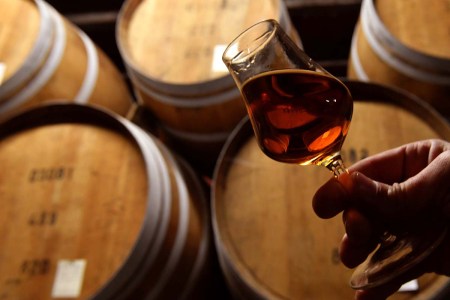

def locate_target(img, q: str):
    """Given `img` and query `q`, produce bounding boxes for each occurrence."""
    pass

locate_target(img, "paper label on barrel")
[0,63,6,84]
[51,259,87,298]
[399,279,419,292]
[212,45,229,73]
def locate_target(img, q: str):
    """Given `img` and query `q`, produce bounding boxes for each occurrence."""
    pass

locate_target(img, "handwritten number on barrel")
[331,248,341,265]
[28,211,57,226]
[29,167,73,183]
[21,259,50,276]
[190,24,216,36]
[341,148,369,164]
[184,46,212,59]
[360,149,369,160]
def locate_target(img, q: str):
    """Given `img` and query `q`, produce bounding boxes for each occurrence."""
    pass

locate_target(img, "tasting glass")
[222,19,446,290]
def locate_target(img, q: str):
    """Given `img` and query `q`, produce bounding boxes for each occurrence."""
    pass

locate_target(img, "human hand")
[312,139,450,299]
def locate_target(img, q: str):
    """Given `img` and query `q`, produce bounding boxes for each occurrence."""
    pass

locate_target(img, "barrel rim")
[130,71,242,106]
[362,0,450,74]
[211,80,450,299]
[0,1,68,114]
[153,141,212,300]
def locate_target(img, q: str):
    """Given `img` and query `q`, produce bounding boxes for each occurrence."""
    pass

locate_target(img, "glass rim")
[222,19,279,66]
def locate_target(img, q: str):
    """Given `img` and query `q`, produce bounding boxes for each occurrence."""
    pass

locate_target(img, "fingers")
[312,172,350,218]
[340,234,364,269]
[347,146,406,184]
[314,140,450,222]
[312,169,403,221]
[403,150,450,217]
[340,208,378,268]
[349,152,450,220]
[313,171,396,219]
[312,140,450,300]
[348,139,449,184]
[343,208,373,245]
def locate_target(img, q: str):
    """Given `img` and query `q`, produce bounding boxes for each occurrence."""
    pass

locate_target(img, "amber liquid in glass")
[241,69,353,165]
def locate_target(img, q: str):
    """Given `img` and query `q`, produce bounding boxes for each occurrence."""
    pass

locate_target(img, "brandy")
[241,69,353,165]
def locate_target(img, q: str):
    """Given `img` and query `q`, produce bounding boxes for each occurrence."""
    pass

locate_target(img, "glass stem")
[325,156,348,177]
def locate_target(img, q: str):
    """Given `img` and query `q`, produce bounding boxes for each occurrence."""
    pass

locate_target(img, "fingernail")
[313,178,349,218]
[337,171,353,191]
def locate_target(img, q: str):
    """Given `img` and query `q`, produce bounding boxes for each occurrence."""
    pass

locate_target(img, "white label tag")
[0,63,6,84]
[399,279,419,292]
[52,259,87,298]
[212,45,229,73]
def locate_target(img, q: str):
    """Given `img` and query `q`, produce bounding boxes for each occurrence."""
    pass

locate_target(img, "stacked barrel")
[0,0,133,117]
[116,0,302,172]
[348,0,450,119]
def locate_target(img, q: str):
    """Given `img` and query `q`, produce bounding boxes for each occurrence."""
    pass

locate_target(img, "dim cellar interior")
[0,0,449,299]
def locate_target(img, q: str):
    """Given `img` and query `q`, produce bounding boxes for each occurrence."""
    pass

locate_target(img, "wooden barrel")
[0,0,134,118]
[211,81,450,299]
[348,0,450,119]
[0,103,213,300]
[116,0,302,169]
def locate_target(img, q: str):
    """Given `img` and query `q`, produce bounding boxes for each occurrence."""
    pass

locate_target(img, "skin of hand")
[312,139,450,299]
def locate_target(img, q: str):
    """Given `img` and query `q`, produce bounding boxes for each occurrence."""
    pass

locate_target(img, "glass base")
[350,222,447,290]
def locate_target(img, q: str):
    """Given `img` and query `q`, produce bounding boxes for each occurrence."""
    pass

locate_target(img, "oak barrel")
[116,0,302,168]
[0,103,212,300]
[212,81,450,299]
[348,0,450,119]
[0,0,133,118]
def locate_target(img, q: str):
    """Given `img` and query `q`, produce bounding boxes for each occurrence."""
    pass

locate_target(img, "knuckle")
[385,182,410,218]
